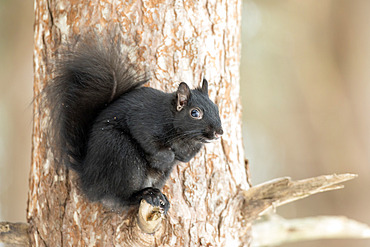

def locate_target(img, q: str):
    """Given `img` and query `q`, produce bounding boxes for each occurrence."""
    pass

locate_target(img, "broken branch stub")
[0,222,30,245]
[137,200,165,234]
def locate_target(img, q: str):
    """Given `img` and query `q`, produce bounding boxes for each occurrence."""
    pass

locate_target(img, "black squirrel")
[44,33,223,213]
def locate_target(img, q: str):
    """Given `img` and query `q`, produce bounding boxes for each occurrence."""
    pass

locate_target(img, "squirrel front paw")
[140,187,170,214]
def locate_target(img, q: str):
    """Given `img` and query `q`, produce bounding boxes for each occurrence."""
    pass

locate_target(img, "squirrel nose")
[214,128,223,139]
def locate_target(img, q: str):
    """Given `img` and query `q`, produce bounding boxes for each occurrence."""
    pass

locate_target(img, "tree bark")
[29,0,248,246]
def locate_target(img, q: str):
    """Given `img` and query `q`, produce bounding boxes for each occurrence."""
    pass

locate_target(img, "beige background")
[0,1,369,246]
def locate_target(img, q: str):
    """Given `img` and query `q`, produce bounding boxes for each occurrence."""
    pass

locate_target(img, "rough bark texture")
[29,0,249,246]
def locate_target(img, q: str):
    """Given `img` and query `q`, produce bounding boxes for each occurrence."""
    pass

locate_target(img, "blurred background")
[0,0,369,247]
[0,0,33,225]
[241,1,370,247]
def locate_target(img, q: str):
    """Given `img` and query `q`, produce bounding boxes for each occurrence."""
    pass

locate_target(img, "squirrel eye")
[190,108,203,119]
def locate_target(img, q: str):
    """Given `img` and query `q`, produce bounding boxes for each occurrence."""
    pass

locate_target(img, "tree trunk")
[29,0,249,246]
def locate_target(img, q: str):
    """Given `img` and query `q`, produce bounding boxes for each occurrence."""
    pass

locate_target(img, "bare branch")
[0,222,30,245]
[252,214,370,246]
[240,173,357,221]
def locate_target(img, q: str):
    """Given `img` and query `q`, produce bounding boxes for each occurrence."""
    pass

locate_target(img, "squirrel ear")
[176,82,190,111]
[202,79,209,95]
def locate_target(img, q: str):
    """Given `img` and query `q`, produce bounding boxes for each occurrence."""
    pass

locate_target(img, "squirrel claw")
[141,187,170,214]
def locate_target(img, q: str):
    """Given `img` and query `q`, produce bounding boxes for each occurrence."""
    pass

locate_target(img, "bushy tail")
[44,31,149,171]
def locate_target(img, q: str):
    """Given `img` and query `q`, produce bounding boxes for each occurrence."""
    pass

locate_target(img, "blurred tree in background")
[0,0,33,222]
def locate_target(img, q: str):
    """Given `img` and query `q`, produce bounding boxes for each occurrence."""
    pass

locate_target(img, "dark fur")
[45,33,223,213]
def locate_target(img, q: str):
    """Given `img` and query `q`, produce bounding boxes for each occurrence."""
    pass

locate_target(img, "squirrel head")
[173,79,223,143]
